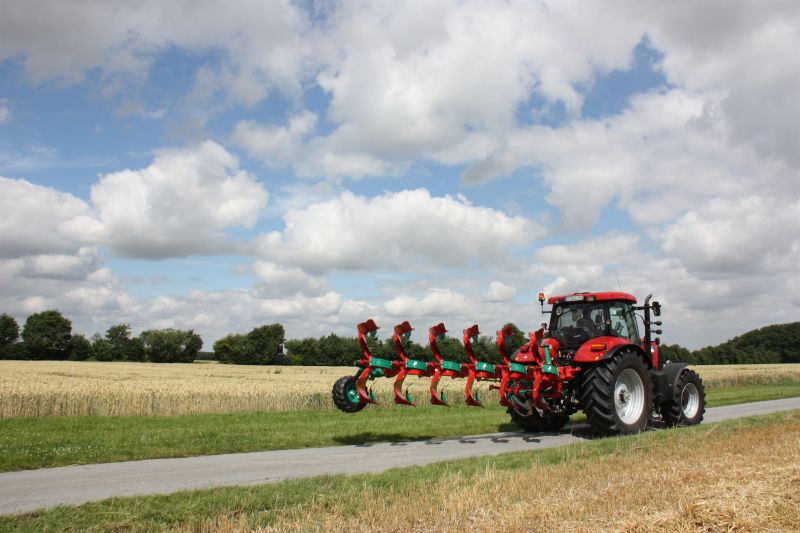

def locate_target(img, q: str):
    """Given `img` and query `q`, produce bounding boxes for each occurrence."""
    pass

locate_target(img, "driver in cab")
[573,309,597,335]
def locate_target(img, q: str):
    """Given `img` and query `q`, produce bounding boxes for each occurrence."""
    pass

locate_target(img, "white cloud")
[385,289,469,317]
[536,233,641,267]
[0,1,310,102]
[257,188,541,273]
[257,291,341,319]
[463,89,766,229]
[0,176,92,257]
[250,261,327,298]
[660,196,800,276]
[636,1,800,167]
[230,111,317,168]
[485,281,517,302]
[87,140,268,258]
[0,100,9,123]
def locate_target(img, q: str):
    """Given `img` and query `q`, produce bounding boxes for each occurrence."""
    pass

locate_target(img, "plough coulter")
[332,291,707,436]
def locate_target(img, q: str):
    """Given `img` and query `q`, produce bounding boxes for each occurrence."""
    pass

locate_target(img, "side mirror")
[652,301,661,317]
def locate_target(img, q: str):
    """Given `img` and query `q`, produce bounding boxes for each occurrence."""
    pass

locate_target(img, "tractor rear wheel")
[507,407,569,432]
[661,369,706,426]
[580,351,652,435]
[332,375,366,413]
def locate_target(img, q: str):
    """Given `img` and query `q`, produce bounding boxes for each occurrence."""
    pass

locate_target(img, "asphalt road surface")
[2,397,798,516]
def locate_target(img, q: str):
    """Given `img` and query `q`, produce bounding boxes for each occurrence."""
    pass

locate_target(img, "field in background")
[2,360,800,418]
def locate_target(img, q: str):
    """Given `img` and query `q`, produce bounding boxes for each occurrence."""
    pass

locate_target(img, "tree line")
[0,310,202,363]
[282,323,528,366]
[659,322,800,365]
[3,308,797,366]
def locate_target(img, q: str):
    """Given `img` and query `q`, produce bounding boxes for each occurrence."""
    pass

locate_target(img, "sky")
[0,0,798,350]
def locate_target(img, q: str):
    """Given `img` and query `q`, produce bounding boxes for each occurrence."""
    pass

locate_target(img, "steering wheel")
[562,326,590,344]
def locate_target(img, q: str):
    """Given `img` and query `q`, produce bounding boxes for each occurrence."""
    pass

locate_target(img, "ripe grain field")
[2,360,800,419]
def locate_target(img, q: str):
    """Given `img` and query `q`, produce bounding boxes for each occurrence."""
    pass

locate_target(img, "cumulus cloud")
[256,188,541,273]
[2,142,267,260]
[0,176,92,257]
[230,111,317,168]
[660,196,800,276]
[464,89,766,229]
[385,289,469,317]
[250,261,327,298]
[485,281,517,302]
[87,140,268,258]
[0,0,309,102]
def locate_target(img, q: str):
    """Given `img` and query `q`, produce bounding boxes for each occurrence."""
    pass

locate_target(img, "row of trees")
[0,311,202,363]
[4,309,798,366]
[282,324,529,367]
[213,324,287,365]
[660,322,800,365]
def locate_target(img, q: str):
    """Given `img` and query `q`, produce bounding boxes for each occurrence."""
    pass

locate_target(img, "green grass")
[0,380,798,473]
[2,410,797,532]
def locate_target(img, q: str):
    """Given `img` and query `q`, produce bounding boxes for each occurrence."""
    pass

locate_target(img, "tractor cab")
[547,292,640,349]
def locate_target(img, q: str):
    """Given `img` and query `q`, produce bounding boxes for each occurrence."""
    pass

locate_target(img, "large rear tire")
[661,369,706,426]
[507,407,569,432]
[332,375,366,413]
[580,351,652,435]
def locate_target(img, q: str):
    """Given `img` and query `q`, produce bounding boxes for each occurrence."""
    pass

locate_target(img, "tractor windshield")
[550,302,606,347]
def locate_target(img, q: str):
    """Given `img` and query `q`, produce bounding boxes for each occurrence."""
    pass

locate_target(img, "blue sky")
[1,1,798,349]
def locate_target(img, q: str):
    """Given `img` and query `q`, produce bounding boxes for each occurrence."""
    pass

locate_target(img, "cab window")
[608,302,640,343]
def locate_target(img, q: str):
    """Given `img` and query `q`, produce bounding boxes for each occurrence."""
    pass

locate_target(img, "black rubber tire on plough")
[660,369,706,427]
[332,375,366,413]
[507,407,569,432]
[580,350,652,436]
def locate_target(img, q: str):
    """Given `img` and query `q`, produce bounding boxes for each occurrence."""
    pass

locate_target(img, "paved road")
[1,397,798,516]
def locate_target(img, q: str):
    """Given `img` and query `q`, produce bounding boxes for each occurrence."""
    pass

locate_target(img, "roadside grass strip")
[2,410,798,532]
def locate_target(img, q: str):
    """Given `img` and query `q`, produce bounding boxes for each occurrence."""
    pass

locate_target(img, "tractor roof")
[547,291,637,305]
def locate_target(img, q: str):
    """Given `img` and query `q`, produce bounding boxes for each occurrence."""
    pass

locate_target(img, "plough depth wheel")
[332,376,367,413]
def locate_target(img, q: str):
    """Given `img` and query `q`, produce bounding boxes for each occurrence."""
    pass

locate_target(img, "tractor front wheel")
[507,407,569,432]
[661,369,706,426]
[580,351,652,435]
[332,375,366,413]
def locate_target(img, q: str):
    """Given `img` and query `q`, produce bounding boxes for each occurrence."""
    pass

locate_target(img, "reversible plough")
[332,291,708,436]
[341,319,566,410]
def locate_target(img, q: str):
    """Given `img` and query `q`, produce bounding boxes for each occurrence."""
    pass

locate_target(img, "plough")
[331,291,708,436]
[334,317,573,411]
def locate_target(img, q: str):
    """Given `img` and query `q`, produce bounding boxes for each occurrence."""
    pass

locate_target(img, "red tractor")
[331,292,705,436]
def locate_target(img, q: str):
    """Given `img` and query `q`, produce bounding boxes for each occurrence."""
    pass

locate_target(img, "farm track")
[1,397,799,516]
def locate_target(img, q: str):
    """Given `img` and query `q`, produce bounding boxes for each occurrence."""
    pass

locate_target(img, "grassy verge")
[3,410,798,532]
[0,380,798,473]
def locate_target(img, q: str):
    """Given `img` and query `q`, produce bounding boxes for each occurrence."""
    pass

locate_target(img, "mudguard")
[662,362,689,394]
[573,338,645,363]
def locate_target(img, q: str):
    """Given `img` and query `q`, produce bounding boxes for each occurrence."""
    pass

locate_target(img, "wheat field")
[1,360,799,419]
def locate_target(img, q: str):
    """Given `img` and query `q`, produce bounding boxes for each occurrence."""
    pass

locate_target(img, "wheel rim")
[681,383,700,418]
[346,382,360,404]
[614,368,645,424]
